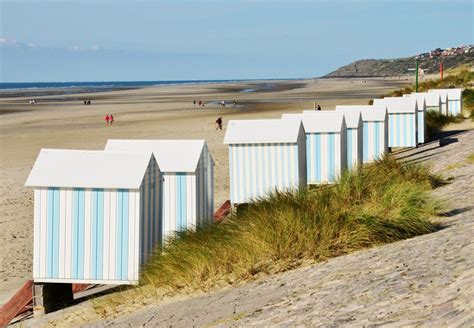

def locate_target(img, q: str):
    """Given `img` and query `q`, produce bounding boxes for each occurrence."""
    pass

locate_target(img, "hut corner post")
[32,283,73,317]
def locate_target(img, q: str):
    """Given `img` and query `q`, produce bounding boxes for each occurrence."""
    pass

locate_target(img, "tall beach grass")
[94,156,443,317]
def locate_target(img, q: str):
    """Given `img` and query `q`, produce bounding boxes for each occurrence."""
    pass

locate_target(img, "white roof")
[105,139,208,173]
[224,119,303,144]
[281,113,303,120]
[404,92,441,107]
[373,97,418,113]
[25,149,153,189]
[331,110,361,128]
[301,111,346,133]
[335,105,387,121]
[428,88,462,101]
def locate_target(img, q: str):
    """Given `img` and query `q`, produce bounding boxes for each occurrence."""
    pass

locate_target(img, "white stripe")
[335,134,341,179]
[190,174,197,227]
[33,189,41,278]
[83,189,92,280]
[134,192,140,281]
[168,174,176,233]
[103,190,110,279]
[109,191,117,280]
[58,189,66,278]
[321,134,328,182]
[187,174,194,228]
[289,145,296,188]
[39,188,48,278]
[128,190,136,281]
[64,189,72,278]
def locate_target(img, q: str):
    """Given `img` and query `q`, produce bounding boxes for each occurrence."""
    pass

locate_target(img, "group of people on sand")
[104,114,114,126]
[28,99,37,105]
[193,99,205,107]
[83,100,92,105]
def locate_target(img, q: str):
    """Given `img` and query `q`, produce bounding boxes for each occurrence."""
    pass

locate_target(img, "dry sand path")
[21,126,474,327]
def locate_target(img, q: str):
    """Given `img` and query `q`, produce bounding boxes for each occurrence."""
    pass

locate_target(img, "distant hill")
[324,46,474,78]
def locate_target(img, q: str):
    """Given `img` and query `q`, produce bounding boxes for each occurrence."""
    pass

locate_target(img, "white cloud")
[0,37,36,48]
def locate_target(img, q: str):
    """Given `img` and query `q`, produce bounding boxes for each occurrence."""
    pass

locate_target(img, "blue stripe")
[92,190,98,279]
[176,173,187,230]
[91,189,104,280]
[328,133,335,181]
[374,122,380,160]
[46,188,60,278]
[315,134,321,183]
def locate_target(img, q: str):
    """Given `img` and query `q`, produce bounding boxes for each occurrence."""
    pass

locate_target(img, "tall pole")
[415,59,419,92]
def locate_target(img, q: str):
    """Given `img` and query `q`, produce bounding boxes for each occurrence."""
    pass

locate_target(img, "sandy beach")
[0,77,408,304]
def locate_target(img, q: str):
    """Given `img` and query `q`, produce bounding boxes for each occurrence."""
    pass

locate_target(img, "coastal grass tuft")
[425,110,463,138]
[94,156,442,317]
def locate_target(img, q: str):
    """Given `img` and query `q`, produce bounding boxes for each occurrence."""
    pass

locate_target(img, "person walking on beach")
[317,104,321,111]
[105,114,110,126]
[215,117,223,130]
[193,99,196,107]
[198,100,202,107]
[109,114,114,125]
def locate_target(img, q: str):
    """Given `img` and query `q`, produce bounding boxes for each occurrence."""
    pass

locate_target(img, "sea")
[0,79,270,91]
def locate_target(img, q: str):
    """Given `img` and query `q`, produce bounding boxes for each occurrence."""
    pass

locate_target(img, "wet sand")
[0,77,408,304]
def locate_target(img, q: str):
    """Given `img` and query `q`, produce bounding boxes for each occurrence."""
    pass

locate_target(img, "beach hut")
[332,109,363,169]
[297,111,347,184]
[25,149,161,285]
[105,140,214,239]
[224,119,306,204]
[373,97,418,148]
[335,105,388,163]
[429,88,463,116]
[395,95,426,144]
[404,92,442,113]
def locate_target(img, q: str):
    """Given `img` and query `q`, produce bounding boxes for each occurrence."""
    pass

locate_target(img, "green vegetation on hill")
[95,157,442,316]
[324,52,473,78]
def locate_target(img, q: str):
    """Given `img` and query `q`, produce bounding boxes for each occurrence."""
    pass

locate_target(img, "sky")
[0,0,473,82]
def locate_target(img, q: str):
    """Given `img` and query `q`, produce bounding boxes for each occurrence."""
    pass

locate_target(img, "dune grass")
[93,156,443,317]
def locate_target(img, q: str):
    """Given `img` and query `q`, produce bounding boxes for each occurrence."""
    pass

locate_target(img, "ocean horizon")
[0,79,300,91]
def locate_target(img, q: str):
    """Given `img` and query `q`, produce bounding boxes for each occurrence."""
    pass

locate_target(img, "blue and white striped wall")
[448,100,461,116]
[362,121,388,162]
[346,127,363,170]
[161,147,214,240]
[228,141,306,204]
[306,132,346,184]
[388,113,417,148]
[33,162,161,285]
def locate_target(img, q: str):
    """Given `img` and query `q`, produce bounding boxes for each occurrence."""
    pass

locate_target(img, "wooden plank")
[0,280,33,327]
[213,200,231,223]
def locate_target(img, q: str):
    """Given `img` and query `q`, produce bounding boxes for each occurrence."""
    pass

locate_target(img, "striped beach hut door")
[176,173,187,230]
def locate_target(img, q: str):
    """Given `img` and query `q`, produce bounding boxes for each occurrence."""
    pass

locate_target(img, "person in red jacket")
[105,114,110,126]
